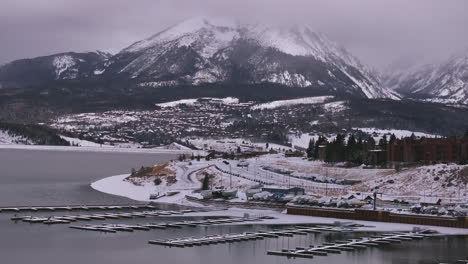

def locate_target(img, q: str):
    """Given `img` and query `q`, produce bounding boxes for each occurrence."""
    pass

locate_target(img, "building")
[367,149,387,165]
[387,137,468,164]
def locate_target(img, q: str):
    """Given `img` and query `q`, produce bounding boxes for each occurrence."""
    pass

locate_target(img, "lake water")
[0,148,466,264]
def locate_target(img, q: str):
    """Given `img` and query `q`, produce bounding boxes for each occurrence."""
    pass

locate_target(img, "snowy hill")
[0,51,110,88]
[0,129,33,145]
[384,50,468,105]
[104,17,398,100]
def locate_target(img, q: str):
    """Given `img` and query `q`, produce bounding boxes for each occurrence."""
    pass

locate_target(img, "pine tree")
[367,137,376,150]
[335,134,346,162]
[313,136,328,160]
[389,134,397,145]
[306,139,315,158]
[201,173,210,190]
[379,135,388,149]
[346,134,357,162]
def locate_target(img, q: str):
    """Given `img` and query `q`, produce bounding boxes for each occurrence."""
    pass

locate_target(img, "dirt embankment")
[126,162,177,186]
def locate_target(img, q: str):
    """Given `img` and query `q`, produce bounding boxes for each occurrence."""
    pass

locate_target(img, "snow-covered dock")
[11,209,195,224]
[69,216,270,233]
[0,204,160,213]
[148,226,353,247]
[267,231,433,259]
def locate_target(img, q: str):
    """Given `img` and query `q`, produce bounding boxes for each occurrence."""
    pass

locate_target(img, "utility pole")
[229,164,232,189]
[325,167,329,196]
[373,192,382,210]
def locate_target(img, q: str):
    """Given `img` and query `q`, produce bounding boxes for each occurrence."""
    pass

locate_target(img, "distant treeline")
[306,134,396,164]
[0,121,70,146]
[307,130,468,165]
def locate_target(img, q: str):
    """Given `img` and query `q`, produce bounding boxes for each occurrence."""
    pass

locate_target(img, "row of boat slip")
[267,231,432,259]
[68,217,268,233]
[11,209,196,224]
[147,226,355,248]
[0,204,160,213]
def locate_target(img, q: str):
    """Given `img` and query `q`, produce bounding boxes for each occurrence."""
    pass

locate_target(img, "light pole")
[373,192,382,210]
[229,164,232,189]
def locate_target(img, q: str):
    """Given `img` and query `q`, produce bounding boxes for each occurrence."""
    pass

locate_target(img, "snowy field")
[354,127,439,141]
[186,137,292,152]
[251,96,334,110]
[60,135,103,147]
[156,97,240,108]
[289,128,440,149]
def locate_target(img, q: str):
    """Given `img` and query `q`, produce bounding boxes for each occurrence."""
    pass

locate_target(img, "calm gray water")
[0,148,466,264]
[0,148,178,206]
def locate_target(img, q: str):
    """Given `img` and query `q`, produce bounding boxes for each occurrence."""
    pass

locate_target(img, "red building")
[387,137,468,163]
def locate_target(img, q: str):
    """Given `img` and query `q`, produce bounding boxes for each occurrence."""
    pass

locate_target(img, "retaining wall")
[287,206,468,229]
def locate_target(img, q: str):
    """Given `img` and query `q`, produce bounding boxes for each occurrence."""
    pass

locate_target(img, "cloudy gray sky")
[1,0,467,69]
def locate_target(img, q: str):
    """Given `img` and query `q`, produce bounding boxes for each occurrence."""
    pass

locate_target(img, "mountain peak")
[122,16,240,53]
[109,17,398,100]
[384,48,468,105]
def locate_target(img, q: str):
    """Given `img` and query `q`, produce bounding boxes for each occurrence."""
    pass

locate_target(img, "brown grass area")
[128,162,176,178]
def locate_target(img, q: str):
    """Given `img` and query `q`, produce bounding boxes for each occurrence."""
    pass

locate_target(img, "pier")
[0,204,160,213]
[68,216,273,233]
[267,231,432,259]
[148,226,354,247]
[11,209,196,224]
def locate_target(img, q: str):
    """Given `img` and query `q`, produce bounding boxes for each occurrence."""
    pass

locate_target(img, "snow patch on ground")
[187,137,292,152]
[251,96,334,110]
[351,163,468,199]
[60,135,102,147]
[323,101,348,113]
[156,97,239,108]
[158,142,192,150]
[353,128,439,140]
[0,130,33,145]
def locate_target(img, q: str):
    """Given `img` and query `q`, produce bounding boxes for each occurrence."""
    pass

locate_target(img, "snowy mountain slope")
[0,129,33,145]
[384,50,468,105]
[0,51,111,88]
[105,17,398,100]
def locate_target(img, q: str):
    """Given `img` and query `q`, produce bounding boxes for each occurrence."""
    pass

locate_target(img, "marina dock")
[11,209,196,224]
[148,226,356,247]
[68,216,273,233]
[0,204,160,213]
[267,231,432,259]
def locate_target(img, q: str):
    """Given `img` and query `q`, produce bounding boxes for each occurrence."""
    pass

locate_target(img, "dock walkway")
[267,231,432,259]
[148,226,355,247]
[11,209,195,224]
[69,216,272,233]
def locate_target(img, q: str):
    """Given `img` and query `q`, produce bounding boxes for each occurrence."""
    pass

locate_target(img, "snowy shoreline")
[91,173,468,235]
[0,144,201,154]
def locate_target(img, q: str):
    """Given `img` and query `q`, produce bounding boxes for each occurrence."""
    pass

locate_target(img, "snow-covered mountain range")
[104,17,398,99]
[0,17,398,100]
[384,50,468,105]
[0,51,110,88]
